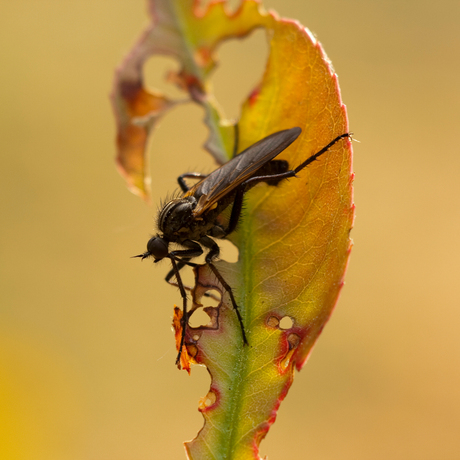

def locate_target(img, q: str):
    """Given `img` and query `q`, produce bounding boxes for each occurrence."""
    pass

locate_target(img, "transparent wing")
[185,127,301,216]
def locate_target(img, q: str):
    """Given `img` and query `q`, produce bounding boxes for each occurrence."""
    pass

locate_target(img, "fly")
[134,127,351,366]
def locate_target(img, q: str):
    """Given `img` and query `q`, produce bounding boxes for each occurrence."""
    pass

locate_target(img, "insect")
[135,127,351,366]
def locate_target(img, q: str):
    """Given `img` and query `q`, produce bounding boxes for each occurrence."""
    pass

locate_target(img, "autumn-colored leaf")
[113,1,353,459]
[111,0,270,198]
[172,306,194,374]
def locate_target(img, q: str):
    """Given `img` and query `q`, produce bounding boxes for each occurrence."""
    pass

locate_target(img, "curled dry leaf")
[112,0,272,198]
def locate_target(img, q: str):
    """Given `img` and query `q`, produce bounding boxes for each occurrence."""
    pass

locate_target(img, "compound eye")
[146,237,169,260]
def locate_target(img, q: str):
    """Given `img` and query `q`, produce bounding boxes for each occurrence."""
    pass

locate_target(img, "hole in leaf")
[145,104,211,195]
[179,266,195,289]
[202,289,222,308]
[192,333,202,341]
[198,390,217,411]
[216,238,239,263]
[188,306,211,328]
[279,316,294,330]
[211,29,268,121]
[197,0,241,15]
[143,55,183,99]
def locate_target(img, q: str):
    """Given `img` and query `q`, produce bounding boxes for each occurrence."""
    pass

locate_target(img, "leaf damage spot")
[185,343,199,360]
[173,269,227,372]
[266,316,280,328]
[188,284,222,334]
[266,314,294,330]
[279,316,294,330]
[172,306,193,374]
[198,389,218,412]
[248,86,260,106]
[279,333,301,371]
[202,288,222,307]
[287,332,301,349]
[188,306,212,328]
[266,312,302,371]
[194,46,213,67]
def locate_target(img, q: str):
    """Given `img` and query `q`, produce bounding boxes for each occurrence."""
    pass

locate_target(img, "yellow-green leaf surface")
[112,1,353,459]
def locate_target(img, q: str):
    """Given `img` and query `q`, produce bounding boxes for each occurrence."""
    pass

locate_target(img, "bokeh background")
[1,0,459,459]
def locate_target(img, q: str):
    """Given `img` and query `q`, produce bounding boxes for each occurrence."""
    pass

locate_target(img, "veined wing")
[185,127,301,217]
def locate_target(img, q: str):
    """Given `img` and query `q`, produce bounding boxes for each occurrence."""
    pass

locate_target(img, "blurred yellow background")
[1,0,459,459]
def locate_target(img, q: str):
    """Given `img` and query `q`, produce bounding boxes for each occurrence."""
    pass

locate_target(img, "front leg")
[165,256,201,284]
[177,173,209,193]
[167,242,203,366]
[166,256,189,367]
[166,242,203,283]
[165,255,220,304]
[167,240,203,280]
[164,258,201,293]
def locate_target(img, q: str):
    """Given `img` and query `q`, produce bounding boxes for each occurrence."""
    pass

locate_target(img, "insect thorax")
[158,195,214,240]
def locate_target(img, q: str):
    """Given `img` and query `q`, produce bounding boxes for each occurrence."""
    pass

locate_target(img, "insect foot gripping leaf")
[113,0,353,459]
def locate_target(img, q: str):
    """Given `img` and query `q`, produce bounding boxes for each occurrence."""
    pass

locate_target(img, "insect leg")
[257,160,290,185]
[165,258,200,284]
[165,256,221,300]
[223,160,291,236]
[232,123,239,157]
[224,133,351,236]
[166,245,203,287]
[199,235,249,346]
[165,259,187,283]
[225,185,246,235]
[293,133,351,174]
[167,256,189,366]
[225,176,281,236]
[176,122,240,193]
[168,243,204,366]
[168,242,203,263]
[177,173,209,193]
[237,132,352,193]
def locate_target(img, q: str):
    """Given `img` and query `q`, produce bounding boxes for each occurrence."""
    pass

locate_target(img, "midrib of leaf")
[222,352,251,458]
[216,205,264,458]
[165,4,261,456]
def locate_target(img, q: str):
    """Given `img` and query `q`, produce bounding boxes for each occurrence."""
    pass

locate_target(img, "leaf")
[111,0,270,198]
[112,1,353,459]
